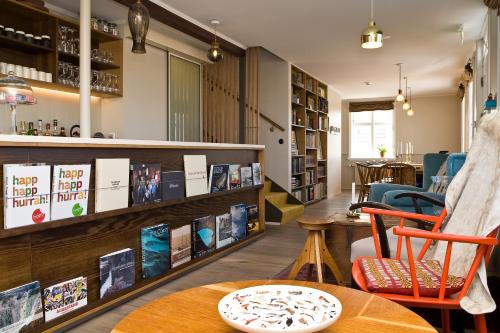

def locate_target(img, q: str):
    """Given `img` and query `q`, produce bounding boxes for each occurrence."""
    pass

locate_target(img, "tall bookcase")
[291,65,328,204]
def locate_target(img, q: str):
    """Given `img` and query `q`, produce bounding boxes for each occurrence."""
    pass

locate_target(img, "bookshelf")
[291,66,328,204]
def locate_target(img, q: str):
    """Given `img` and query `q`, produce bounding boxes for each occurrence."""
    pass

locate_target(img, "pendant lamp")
[128,0,150,54]
[0,71,36,134]
[395,63,404,102]
[407,87,414,116]
[402,77,411,111]
[207,20,224,62]
[361,0,383,49]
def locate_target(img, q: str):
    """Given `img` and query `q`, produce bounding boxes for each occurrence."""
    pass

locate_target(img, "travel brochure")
[43,276,87,321]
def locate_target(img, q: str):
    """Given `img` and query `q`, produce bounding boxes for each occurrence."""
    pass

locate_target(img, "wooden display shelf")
[58,51,121,70]
[0,34,54,53]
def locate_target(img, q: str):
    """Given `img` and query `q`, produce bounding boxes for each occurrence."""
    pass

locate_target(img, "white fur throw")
[428,111,500,314]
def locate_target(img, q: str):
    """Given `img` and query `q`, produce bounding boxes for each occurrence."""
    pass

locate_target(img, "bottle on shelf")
[43,123,51,136]
[37,119,43,136]
[27,122,34,136]
[52,119,59,136]
[60,127,67,137]
[18,121,27,135]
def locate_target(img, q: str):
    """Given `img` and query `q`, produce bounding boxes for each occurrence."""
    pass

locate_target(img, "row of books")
[304,183,326,202]
[292,190,302,201]
[306,169,315,185]
[291,130,299,156]
[2,156,262,230]
[291,175,302,189]
[291,157,304,174]
[0,203,259,331]
[306,133,317,148]
[318,97,328,112]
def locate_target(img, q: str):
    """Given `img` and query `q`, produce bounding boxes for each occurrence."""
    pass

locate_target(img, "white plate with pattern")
[218,285,342,333]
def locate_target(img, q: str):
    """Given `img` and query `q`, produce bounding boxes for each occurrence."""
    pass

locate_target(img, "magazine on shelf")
[230,204,248,241]
[0,281,43,332]
[215,213,232,249]
[192,216,216,258]
[246,204,259,235]
[99,248,135,299]
[51,164,91,220]
[170,224,192,268]
[130,163,162,205]
[240,167,253,188]
[3,164,51,229]
[251,163,262,186]
[161,171,185,201]
[228,164,241,189]
[208,164,229,193]
[183,155,208,197]
[95,159,130,213]
[43,276,87,321]
[141,224,170,279]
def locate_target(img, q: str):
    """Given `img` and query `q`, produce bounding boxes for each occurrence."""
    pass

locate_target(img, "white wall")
[258,49,290,190]
[327,87,342,196]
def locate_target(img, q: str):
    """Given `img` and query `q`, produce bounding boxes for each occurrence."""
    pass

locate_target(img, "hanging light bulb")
[128,0,150,54]
[361,0,383,49]
[207,20,224,62]
[395,63,404,102]
[402,76,410,110]
[407,87,414,116]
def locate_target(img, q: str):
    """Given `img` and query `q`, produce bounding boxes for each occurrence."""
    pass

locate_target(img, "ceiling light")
[128,0,150,54]
[402,76,410,110]
[406,87,414,116]
[207,19,224,62]
[395,63,404,102]
[361,0,383,49]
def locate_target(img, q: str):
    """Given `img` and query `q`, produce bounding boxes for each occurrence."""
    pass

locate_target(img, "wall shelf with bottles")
[0,0,123,98]
[290,65,328,204]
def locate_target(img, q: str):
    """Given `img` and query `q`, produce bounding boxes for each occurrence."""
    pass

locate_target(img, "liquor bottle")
[37,120,43,136]
[27,122,34,136]
[18,121,27,135]
[44,123,51,136]
[52,119,59,136]
[59,127,67,137]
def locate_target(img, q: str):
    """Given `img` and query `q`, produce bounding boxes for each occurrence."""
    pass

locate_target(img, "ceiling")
[45,0,487,99]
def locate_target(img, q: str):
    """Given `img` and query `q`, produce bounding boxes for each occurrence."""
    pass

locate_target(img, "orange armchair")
[352,207,499,333]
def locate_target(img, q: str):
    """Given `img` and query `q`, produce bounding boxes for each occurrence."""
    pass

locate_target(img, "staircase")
[265,177,305,224]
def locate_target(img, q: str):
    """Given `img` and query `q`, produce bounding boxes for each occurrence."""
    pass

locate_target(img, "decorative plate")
[218,285,342,333]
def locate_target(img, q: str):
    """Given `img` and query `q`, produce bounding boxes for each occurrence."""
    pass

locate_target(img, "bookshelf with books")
[0,136,265,333]
[290,66,328,204]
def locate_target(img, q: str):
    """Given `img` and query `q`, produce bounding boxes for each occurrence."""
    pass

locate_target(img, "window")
[350,110,394,158]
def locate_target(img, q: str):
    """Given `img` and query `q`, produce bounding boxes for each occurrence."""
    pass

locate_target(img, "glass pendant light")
[407,87,414,116]
[207,20,224,62]
[402,77,411,111]
[395,63,404,102]
[128,0,150,54]
[361,0,383,49]
[0,71,36,134]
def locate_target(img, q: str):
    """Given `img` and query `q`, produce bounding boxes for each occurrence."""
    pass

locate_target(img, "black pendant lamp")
[207,19,223,62]
[128,0,150,54]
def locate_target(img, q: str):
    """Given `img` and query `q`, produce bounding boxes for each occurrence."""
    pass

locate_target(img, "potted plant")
[377,145,387,159]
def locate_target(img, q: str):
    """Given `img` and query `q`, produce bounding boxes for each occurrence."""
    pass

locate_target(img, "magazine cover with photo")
[246,204,259,235]
[130,164,162,205]
[216,213,232,249]
[99,249,135,299]
[192,216,216,258]
[141,224,170,279]
[231,204,248,241]
[251,163,262,185]
[228,164,241,189]
[171,224,192,268]
[43,277,87,321]
[0,281,43,333]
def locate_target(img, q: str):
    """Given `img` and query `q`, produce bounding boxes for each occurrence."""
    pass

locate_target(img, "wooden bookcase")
[291,65,328,204]
[0,139,265,332]
[0,0,123,98]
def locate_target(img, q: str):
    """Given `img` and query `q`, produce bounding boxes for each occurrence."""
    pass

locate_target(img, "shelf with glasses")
[58,51,120,70]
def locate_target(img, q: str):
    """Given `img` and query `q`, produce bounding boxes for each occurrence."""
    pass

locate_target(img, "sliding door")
[168,54,201,142]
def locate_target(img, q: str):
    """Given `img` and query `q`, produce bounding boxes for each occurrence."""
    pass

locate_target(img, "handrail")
[260,113,285,132]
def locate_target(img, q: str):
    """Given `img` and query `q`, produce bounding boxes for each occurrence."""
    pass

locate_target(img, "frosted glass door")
[168,54,201,142]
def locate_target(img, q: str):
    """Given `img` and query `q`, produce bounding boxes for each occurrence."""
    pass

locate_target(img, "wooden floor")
[69,193,352,332]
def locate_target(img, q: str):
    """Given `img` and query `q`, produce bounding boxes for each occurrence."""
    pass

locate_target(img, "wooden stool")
[287,217,345,285]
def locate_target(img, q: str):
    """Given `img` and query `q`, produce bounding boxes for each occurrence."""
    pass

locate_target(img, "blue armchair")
[369,153,466,214]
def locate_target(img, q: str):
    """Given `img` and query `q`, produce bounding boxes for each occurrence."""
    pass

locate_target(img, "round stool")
[287,217,345,285]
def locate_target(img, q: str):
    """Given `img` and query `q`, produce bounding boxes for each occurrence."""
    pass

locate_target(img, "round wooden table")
[111,280,436,333]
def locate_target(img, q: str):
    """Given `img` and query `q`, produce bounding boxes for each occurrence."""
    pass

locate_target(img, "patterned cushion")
[359,257,465,297]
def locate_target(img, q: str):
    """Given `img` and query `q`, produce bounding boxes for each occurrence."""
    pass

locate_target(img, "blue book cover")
[0,281,43,332]
[99,248,135,299]
[192,216,216,258]
[161,171,185,201]
[141,224,170,279]
[231,204,248,241]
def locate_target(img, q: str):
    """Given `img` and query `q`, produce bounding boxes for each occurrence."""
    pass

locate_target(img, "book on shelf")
[0,281,43,332]
[317,137,324,160]
[306,133,317,148]
[215,213,232,249]
[292,190,302,201]
[3,164,51,229]
[43,276,87,321]
[208,164,229,193]
[292,109,297,124]
[318,165,326,177]
[291,157,304,174]
[240,167,253,187]
[246,204,259,235]
[141,224,170,279]
[51,164,91,220]
[228,164,241,189]
[95,158,130,213]
[306,169,316,185]
[192,216,216,259]
[183,155,208,197]
[230,204,247,241]
[251,163,262,186]
[306,154,316,167]
[161,171,185,201]
[291,130,299,156]
[99,248,135,299]
[170,224,192,268]
[130,163,162,205]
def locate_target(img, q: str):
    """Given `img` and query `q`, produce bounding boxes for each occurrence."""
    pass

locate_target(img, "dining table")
[111,279,436,333]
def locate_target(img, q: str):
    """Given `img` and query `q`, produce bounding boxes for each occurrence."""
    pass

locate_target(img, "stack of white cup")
[0,62,52,83]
